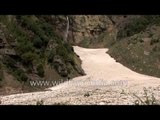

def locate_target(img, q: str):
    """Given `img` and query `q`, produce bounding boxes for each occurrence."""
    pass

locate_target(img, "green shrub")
[56,45,68,60]
[19,73,28,82]
[47,49,56,63]
[64,42,73,53]
[14,69,28,82]
[3,56,16,68]
[26,65,33,73]
[67,55,75,65]
[117,16,160,39]
[48,54,54,63]
[16,41,34,55]
[21,52,37,64]
[37,64,44,77]
[117,17,150,38]
[33,36,43,48]
[144,15,160,25]
[55,43,75,65]
[20,16,49,46]
[79,38,90,48]
[39,21,54,37]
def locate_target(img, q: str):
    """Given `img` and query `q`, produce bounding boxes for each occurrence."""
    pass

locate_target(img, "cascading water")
[64,16,69,42]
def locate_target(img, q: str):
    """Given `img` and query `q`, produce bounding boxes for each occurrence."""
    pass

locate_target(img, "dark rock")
[53,56,68,77]
[0,48,16,56]
[74,65,85,75]
[84,92,90,97]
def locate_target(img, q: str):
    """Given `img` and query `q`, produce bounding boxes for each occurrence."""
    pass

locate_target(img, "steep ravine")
[1,46,160,105]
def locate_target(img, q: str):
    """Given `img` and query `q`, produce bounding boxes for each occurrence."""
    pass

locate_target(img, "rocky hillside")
[62,15,160,78]
[0,15,160,95]
[0,15,84,95]
[1,46,160,105]
[107,15,160,78]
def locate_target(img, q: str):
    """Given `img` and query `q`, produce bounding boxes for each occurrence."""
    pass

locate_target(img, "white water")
[64,16,69,42]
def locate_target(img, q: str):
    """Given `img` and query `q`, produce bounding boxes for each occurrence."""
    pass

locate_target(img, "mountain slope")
[107,15,160,78]
[0,15,160,96]
[1,46,160,105]
[0,15,84,95]
[67,15,160,78]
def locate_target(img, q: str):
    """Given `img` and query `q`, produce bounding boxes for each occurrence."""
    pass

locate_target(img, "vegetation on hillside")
[108,15,160,77]
[0,15,83,93]
[75,15,160,78]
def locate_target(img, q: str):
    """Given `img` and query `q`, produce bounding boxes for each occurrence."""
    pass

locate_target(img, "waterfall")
[115,28,118,41]
[64,16,69,42]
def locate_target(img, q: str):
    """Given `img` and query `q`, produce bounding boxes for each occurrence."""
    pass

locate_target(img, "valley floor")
[1,46,160,105]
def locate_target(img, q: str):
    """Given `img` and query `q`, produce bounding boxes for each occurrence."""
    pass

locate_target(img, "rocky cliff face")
[69,15,113,45]
[0,15,85,95]
[52,15,160,78]
[51,15,115,47]
[52,15,141,47]
[69,15,143,47]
